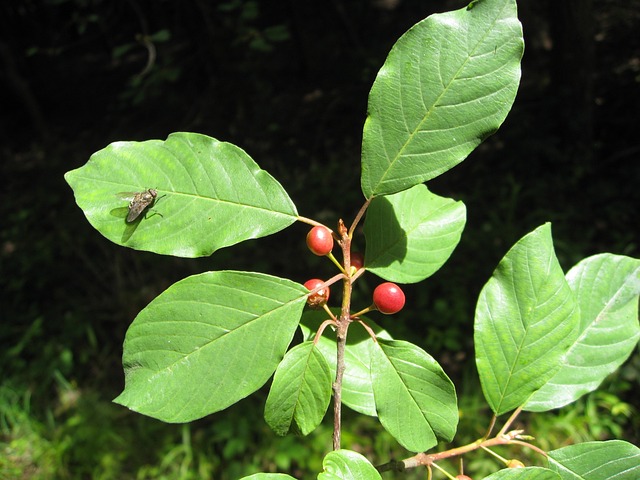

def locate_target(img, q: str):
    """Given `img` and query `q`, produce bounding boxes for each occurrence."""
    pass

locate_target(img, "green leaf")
[525,254,640,411]
[361,0,523,198]
[483,467,561,480]
[547,440,640,480]
[318,450,382,480]
[363,184,466,283]
[264,341,332,436]
[113,271,307,422]
[299,310,393,417]
[474,223,580,416]
[64,132,297,257]
[370,339,457,452]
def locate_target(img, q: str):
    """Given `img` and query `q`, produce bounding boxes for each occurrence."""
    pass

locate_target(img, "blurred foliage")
[1,0,639,477]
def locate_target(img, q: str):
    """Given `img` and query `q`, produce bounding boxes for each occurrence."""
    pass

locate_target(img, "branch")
[348,198,371,238]
[332,219,352,451]
[377,429,540,472]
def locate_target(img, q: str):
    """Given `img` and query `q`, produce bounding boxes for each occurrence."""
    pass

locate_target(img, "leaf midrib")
[370,3,509,197]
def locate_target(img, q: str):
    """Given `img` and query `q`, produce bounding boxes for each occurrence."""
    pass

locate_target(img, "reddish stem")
[377,429,544,473]
[348,198,371,238]
[313,319,338,344]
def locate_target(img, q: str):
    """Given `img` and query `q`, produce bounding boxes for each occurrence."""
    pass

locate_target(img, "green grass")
[2,361,636,480]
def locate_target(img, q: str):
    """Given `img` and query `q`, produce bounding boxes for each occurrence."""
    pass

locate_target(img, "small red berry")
[350,251,364,272]
[373,282,405,315]
[304,279,330,308]
[306,226,334,256]
[506,459,525,469]
[455,476,473,480]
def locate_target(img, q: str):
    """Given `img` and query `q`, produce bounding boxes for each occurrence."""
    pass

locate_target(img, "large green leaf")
[370,339,457,452]
[299,310,393,417]
[113,271,307,422]
[264,341,332,436]
[64,132,298,257]
[547,440,640,480]
[363,184,465,283]
[361,0,523,198]
[318,450,382,480]
[483,468,561,480]
[474,223,580,416]
[525,254,640,411]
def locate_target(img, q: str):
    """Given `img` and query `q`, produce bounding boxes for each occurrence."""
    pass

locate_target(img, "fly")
[117,188,159,223]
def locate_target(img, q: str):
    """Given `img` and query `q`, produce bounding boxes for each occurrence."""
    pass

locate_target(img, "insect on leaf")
[116,188,159,223]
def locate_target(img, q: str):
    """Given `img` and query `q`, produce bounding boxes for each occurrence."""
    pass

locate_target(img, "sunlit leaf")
[264,341,332,436]
[364,184,465,283]
[361,0,523,197]
[547,440,640,480]
[64,132,297,257]
[526,254,640,411]
[483,467,561,480]
[474,223,580,416]
[371,339,457,452]
[299,310,393,417]
[318,450,382,480]
[113,271,307,422]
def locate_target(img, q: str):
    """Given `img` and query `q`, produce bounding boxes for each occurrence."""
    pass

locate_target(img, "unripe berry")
[306,226,334,256]
[350,251,364,272]
[304,279,330,308]
[506,459,525,469]
[372,282,405,314]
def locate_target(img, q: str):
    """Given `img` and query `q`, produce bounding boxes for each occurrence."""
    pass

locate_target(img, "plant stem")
[377,429,535,472]
[314,318,338,344]
[333,319,348,451]
[305,272,344,295]
[327,252,346,274]
[348,198,371,238]
[350,304,375,318]
[498,406,522,437]
[356,319,378,342]
[332,219,352,451]
[297,215,333,230]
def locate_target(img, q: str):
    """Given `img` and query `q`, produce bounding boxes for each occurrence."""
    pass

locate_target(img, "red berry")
[455,476,473,480]
[304,279,330,308]
[350,251,364,271]
[306,226,334,256]
[373,282,405,314]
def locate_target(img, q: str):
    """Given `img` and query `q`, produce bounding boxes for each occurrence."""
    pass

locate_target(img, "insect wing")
[116,192,140,201]
[123,189,158,223]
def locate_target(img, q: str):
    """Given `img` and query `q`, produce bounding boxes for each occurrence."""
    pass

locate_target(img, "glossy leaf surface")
[547,440,640,480]
[474,223,580,416]
[318,450,382,480]
[264,341,332,436]
[483,467,561,480]
[526,254,640,411]
[299,310,393,417]
[114,271,307,422]
[371,339,457,452]
[361,0,523,197]
[364,184,466,283]
[64,132,297,257]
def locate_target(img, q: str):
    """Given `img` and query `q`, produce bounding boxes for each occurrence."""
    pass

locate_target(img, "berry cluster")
[303,225,405,317]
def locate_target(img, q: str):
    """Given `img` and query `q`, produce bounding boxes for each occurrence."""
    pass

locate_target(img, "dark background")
[1,0,639,478]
